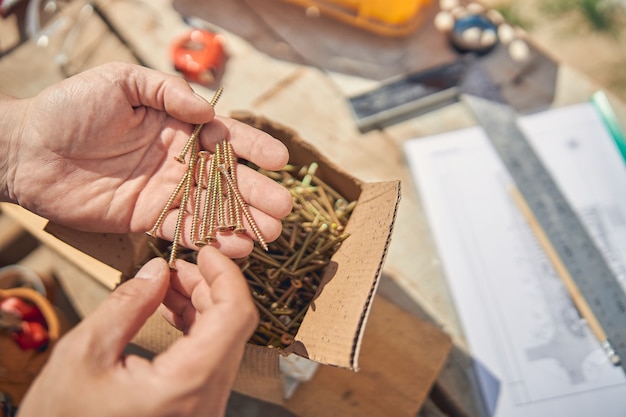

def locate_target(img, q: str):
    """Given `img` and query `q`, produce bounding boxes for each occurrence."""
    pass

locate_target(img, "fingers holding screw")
[147,88,363,351]
[149,116,270,261]
[148,87,268,259]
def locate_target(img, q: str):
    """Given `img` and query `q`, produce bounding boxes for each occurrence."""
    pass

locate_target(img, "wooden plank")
[0,204,122,289]
[285,295,452,417]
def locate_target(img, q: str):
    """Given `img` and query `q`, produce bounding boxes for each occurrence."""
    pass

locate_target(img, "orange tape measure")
[171,29,225,86]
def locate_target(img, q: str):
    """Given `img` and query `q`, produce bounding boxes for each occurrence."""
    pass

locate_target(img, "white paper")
[404,102,626,416]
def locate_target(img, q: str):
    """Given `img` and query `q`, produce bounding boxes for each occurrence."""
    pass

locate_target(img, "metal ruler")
[348,59,468,133]
[462,94,626,373]
[347,55,504,133]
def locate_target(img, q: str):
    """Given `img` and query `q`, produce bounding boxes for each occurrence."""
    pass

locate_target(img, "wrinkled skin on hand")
[2,62,292,259]
[0,63,295,416]
[18,247,259,417]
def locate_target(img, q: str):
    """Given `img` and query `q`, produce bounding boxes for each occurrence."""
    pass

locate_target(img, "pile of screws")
[147,87,267,269]
[239,162,354,349]
[149,161,355,349]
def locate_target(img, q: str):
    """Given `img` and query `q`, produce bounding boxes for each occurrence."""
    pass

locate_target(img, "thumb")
[128,65,215,124]
[79,257,170,363]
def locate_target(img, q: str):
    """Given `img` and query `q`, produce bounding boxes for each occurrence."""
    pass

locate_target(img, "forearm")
[0,93,30,204]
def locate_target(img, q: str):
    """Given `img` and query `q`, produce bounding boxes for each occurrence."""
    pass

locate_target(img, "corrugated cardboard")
[231,112,401,371]
[43,113,402,404]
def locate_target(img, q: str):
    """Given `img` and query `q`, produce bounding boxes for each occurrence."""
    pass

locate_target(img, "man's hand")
[18,246,258,417]
[3,62,292,258]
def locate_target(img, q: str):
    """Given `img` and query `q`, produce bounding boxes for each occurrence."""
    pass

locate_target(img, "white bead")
[498,23,516,44]
[462,27,482,45]
[486,9,505,25]
[434,11,455,32]
[509,39,530,62]
[467,2,485,14]
[481,29,498,48]
[439,0,459,11]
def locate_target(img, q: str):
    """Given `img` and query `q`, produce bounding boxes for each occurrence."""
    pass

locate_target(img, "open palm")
[6,63,292,258]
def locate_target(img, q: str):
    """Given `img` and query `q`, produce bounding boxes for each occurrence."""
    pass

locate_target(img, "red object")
[13,321,48,350]
[171,29,225,86]
[0,296,45,324]
[0,0,24,17]
[1,296,49,350]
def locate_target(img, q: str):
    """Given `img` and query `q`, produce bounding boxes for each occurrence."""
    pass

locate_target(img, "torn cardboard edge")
[42,112,401,404]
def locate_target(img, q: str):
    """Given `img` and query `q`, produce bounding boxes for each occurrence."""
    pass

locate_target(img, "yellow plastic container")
[281,0,432,37]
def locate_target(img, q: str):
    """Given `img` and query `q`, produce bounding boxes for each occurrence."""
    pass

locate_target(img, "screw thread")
[191,152,210,243]
[219,164,268,251]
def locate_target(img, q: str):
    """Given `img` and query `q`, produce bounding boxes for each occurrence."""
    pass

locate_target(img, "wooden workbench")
[2,1,625,416]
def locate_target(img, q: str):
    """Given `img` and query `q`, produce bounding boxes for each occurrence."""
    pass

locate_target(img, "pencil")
[509,185,621,366]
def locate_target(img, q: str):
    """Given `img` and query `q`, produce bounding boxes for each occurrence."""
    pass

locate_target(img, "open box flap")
[232,111,402,370]
[232,344,284,404]
[294,180,401,370]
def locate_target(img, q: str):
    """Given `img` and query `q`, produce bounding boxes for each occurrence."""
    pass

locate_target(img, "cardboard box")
[43,113,402,404]
[228,112,401,401]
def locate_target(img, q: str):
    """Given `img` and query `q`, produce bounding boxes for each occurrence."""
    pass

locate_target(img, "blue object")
[450,14,499,55]
[591,91,626,165]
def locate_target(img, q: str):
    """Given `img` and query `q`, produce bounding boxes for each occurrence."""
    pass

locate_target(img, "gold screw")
[273,279,303,307]
[203,151,220,244]
[168,140,198,269]
[191,151,211,244]
[195,152,216,247]
[173,86,223,164]
[224,141,246,234]
[215,142,230,233]
[146,173,187,238]
[209,86,224,106]
[148,86,224,241]
[174,124,202,164]
[218,164,268,251]
[223,140,239,231]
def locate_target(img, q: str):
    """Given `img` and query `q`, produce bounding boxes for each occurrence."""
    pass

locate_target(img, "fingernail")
[134,258,167,280]
[193,92,209,104]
